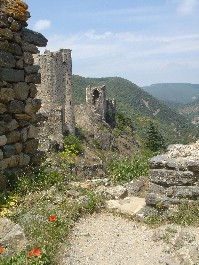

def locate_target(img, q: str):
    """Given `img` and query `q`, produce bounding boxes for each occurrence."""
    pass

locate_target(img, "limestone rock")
[0,218,27,254]
[105,185,128,199]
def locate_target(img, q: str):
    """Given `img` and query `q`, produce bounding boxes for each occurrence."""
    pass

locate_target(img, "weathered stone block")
[0,87,14,103]
[25,98,41,114]
[149,154,168,169]
[0,28,13,40]
[0,40,9,51]
[0,103,7,114]
[14,114,31,121]
[6,130,20,144]
[29,83,37,98]
[27,125,39,139]
[20,127,28,142]
[187,160,199,172]
[8,100,25,114]
[0,159,8,170]
[0,135,7,146]
[149,169,197,186]
[2,144,16,158]
[21,28,48,47]
[8,42,22,55]
[5,119,19,132]
[13,32,21,43]
[6,155,19,168]
[0,114,12,122]
[0,51,16,68]
[9,19,21,31]
[22,42,39,54]
[167,186,199,199]
[0,68,24,82]
[13,82,29,100]
[23,139,39,154]
[25,73,41,83]
[23,52,34,65]
[19,153,30,166]
[14,142,23,154]
[24,65,40,74]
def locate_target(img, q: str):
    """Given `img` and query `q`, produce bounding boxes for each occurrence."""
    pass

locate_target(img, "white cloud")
[177,0,199,15]
[33,19,51,31]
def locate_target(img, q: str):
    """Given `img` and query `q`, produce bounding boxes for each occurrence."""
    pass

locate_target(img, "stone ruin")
[75,84,116,131]
[34,49,75,150]
[35,51,116,149]
[146,141,199,208]
[0,0,47,190]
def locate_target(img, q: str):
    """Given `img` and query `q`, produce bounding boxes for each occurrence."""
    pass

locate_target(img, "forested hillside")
[73,75,196,145]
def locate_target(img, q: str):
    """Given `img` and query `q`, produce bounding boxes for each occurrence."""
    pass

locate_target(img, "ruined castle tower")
[86,85,106,122]
[34,49,75,150]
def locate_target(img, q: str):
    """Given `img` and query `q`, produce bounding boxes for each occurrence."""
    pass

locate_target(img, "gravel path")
[61,212,172,265]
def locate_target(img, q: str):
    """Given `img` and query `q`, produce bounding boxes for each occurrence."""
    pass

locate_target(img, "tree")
[145,122,166,152]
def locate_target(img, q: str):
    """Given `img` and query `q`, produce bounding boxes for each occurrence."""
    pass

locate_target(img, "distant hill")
[142,83,199,105]
[73,75,195,145]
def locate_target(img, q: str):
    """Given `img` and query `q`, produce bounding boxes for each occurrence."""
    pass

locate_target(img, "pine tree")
[145,122,165,152]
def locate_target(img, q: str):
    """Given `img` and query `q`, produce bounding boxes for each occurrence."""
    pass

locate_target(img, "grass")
[0,143,104,264]
[145,202,199,227]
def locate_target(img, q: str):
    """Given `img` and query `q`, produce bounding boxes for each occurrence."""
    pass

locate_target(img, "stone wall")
[34,49,75,150]
[146,141,199,208]
[0,0,47,190]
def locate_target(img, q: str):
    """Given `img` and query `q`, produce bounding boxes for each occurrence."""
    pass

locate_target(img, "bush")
[63,134,83,155]
[108,155,149,184]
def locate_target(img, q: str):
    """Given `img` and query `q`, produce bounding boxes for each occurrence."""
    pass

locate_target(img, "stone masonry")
[34,49,75,150]
[146,141,199,208]
[0,0,47,190]
[75,85,116,130]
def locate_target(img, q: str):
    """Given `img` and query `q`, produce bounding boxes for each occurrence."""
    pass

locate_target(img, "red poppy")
[0,247,3,254]
[27,251,33,258]
[33,248,41,256]
[49,215,56,222]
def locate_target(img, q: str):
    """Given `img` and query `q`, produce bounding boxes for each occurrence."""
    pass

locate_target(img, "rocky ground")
[61,212,199,265]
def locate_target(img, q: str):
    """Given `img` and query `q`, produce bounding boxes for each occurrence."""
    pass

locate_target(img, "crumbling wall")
[76,84,116,128]
[35,49,75,150]
[146,141,199,208]
[0,0,47,190]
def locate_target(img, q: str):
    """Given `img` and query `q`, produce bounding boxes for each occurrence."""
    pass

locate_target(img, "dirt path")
[60,212,194,265]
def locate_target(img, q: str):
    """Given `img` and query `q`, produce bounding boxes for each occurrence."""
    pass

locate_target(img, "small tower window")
[93,89,99,105]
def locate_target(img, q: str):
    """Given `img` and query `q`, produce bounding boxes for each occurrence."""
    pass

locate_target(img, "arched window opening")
[93,89,99,105]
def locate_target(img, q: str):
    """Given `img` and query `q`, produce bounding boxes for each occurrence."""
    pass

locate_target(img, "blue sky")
[25,0,199,86]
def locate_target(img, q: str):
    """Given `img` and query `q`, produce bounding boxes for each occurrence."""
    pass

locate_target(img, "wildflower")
[49,215,56,222]
[33,248,41,257]
[0,246,3,254]
[27,251,33,258]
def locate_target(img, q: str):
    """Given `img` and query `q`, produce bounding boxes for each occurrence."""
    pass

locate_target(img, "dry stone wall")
[0,0,47,190]
[146,141,199,208]
[34,49,75,150]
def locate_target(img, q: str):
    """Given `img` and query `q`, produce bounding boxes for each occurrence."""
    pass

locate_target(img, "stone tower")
[35,49,75,150]
[86,85,106,122]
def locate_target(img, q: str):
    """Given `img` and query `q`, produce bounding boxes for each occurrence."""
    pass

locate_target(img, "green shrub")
[108,155,149,184]
[63,134,83,154]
